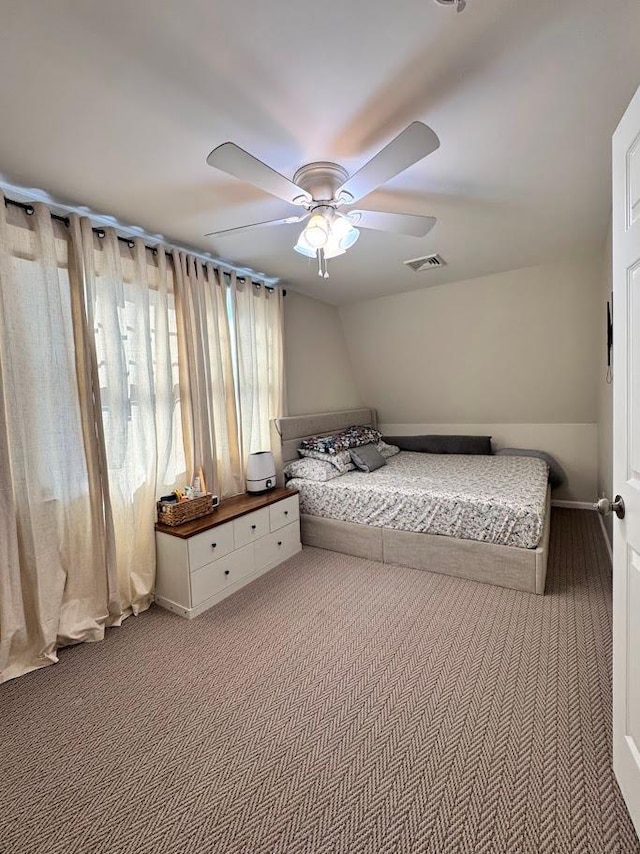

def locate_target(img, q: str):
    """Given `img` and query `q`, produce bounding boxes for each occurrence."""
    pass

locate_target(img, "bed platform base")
[272,407,551,596]
[300,486,551,595]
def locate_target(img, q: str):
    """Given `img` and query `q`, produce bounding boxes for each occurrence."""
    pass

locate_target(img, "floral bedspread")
[288,451,549,549]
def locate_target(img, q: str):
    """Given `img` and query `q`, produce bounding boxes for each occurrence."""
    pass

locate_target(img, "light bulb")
[304,213,329,249]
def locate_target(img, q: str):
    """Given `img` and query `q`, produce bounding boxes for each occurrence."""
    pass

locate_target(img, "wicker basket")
[156,493,216,526]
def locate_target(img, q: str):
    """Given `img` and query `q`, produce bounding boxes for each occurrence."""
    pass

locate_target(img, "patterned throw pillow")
[298,448,355,473]
[377,441,400,458]
[299,424,383,456]
[283,458,345,482]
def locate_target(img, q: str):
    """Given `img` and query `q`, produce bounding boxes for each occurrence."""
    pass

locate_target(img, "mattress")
[287,451,549,549]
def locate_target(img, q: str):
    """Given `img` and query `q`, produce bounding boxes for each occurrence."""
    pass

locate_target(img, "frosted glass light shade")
[322,232,346,260]
[304,214,329,248]
[294,229,317,258]
[332,215,360,250]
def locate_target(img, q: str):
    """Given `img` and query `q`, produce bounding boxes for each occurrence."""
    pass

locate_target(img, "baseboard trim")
[551,500,595,510]
[597,514,613,565]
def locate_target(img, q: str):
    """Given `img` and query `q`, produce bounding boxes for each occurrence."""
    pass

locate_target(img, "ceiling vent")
[404,254,447,272]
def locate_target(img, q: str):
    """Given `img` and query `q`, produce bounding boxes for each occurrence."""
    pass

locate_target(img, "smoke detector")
[404,254,447,272]
[433,0,468,12]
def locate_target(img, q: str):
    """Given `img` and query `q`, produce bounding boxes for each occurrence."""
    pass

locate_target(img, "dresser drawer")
[188,521,235,572]
[190,544,254,606]
[269,495,300,532]
[254,521,300,570]
[233,507,269,549]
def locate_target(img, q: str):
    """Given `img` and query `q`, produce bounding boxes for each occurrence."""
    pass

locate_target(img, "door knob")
[595,495,626,520]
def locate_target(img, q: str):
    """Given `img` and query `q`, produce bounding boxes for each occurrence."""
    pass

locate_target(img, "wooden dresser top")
[155,487,298,539]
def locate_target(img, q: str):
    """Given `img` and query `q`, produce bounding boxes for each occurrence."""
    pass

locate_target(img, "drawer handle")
[284,511,289,516]
[224,570,230,576]
[251,524,256,530]
[277,540,282,546]
[211,543,217,549]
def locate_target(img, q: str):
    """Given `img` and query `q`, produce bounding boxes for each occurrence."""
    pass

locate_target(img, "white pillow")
[377,441,400,458]
[284,458,345,482]
[298,448,355,473]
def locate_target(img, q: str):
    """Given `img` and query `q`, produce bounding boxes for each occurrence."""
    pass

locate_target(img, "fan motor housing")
[292,162,349,203]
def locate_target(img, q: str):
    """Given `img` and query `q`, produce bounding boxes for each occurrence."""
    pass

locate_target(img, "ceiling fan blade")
[205,214,309,239]
[206,142,311,205]
[349,210,437,237]
[337,122,440,204]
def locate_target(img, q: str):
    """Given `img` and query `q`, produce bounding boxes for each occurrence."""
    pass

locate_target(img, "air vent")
[404,254,447,272]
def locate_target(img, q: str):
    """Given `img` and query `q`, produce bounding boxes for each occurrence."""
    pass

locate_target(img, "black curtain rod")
[2,195,285,294]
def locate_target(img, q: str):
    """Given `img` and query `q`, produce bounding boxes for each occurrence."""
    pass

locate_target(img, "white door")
[613,82,640,834]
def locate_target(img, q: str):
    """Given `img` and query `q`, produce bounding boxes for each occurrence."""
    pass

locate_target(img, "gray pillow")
[383,435,492,455]
[494,448,566,488]
[350,443,387,472]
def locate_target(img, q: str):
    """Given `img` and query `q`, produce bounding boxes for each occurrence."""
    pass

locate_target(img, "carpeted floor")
[1,509,638,854]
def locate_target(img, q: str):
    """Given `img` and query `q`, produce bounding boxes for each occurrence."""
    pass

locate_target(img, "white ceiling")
[1,0,639,304]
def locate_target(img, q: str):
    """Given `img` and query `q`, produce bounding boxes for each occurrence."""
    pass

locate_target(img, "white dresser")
[155,488,301,619]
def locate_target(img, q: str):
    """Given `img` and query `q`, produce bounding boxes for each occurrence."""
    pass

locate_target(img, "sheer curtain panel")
[0,201,186,682]
[88,227,186,616]
[172,253,243,498]
[0,200,109,681]
[0,192,284,683]
[232,275,286,460]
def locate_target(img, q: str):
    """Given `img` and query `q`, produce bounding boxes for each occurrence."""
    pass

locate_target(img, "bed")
[271,407,551,595]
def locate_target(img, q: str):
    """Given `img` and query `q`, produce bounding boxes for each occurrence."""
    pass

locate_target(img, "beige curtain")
[172,252,244,498]
[232,275,286,460]
[0,200,186,682]
[0,195,285,683]
[87,227,186,614]
[0,200,110,680]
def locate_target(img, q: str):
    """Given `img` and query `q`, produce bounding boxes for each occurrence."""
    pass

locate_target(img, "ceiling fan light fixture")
[205,122,441,275]
[294,230,317,258]
[340,226,360,251]
[323,232,346,260]
[303,213,330,249]
[332,214,360,250]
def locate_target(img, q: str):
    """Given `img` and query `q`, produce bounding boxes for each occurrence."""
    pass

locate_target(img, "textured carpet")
[1,509,638,854]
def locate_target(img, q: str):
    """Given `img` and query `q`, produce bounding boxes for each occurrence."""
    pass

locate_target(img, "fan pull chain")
[317,248,330,278]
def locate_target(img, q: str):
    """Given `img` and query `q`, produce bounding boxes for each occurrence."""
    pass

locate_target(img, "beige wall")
[339,259,602,501]
[284,290,361,416]
[597,229,614,540]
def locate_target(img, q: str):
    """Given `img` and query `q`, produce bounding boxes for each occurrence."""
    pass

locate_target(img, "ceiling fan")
[205,122,440,278]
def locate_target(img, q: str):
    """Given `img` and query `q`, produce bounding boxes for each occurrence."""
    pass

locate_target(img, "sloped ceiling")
[1,0,639,303]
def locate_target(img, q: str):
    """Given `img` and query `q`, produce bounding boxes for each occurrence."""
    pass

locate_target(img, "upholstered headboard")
[270,408,378,475]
